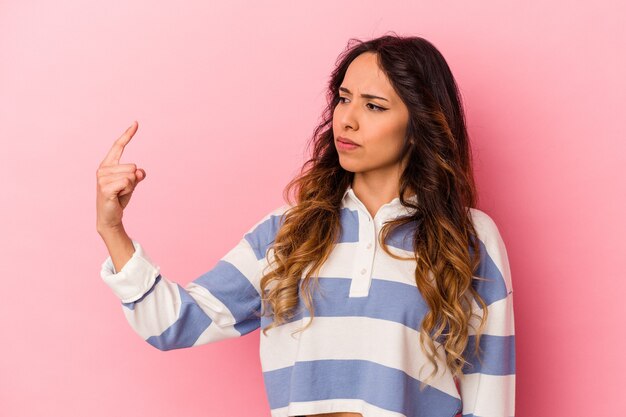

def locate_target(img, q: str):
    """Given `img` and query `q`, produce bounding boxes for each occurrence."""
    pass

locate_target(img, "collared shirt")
[101,185,515,417]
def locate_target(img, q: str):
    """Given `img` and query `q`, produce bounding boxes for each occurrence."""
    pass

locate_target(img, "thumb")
[136,168,147,182]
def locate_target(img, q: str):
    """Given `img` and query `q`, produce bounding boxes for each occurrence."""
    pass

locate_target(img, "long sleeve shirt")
[100,185,516,417]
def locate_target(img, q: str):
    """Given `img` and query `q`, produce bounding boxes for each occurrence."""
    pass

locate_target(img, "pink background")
[1,1,624,416]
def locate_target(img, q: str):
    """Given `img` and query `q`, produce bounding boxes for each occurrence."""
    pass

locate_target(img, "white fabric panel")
[460,372,516,417]
[260,315,460,399]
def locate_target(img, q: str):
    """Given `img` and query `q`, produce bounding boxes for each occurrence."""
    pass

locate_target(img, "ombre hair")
[257,33,488,388]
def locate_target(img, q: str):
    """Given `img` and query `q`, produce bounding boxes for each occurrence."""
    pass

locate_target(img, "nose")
[336,100,359,131]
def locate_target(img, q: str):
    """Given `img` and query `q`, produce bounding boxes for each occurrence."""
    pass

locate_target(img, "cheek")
[371,124,404,150]
[364,130,406,163]
[375,140,404,160]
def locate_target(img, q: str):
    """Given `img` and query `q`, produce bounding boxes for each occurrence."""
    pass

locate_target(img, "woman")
[96,34,515,417]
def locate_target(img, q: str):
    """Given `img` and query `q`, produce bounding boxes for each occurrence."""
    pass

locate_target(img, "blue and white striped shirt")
[100,185,515,417]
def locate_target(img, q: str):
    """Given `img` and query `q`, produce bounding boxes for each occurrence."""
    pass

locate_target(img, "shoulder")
[244,203,293,240]
[259,203,293,229]
[267,203,293,218]
[468,207,504,244]
[468,207,513,292]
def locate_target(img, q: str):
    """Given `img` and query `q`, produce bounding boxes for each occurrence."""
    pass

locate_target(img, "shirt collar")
[342,184,418,218]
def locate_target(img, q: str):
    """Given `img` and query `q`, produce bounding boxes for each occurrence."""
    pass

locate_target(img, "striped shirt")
[100,185,515,417]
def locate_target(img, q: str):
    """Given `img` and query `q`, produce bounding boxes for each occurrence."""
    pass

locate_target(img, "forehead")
[342,52,396,99]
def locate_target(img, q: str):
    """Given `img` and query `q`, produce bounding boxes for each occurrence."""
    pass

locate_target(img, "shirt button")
[366,242,372,249]
[360,268,367,275]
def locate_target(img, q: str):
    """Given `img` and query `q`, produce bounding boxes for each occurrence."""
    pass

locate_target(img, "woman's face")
[332,52,410,178]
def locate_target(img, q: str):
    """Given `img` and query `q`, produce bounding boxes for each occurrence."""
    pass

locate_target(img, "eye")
[366,103,385,112]
[338,97,385,112]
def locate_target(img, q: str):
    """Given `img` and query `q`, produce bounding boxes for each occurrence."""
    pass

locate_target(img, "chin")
[338,161,363,174]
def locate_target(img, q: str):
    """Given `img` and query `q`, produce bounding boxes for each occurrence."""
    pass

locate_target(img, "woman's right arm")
[98,226,134,274]
[99,207,286,351]
[95,120,146,273]
[96,121,288,351]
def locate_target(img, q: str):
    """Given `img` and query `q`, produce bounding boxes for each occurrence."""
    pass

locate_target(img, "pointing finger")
[100,121,138,167]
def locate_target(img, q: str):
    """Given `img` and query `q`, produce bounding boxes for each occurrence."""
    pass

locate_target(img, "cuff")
[100,239,161,303]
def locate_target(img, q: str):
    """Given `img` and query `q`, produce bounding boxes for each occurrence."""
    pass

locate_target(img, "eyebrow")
[339,87,389,102]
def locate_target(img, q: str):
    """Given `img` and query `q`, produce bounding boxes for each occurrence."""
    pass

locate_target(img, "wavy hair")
[257,33,488,388]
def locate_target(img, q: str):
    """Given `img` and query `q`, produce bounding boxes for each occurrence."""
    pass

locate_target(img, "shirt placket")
[348,206,378,298]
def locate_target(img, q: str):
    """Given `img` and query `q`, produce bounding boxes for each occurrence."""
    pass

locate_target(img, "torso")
[301,413,363,417]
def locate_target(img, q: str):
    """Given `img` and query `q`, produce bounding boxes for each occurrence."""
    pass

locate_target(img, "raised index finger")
[100,121,138,167]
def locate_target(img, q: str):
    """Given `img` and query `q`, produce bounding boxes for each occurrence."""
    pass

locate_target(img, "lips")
[337,136,359,146]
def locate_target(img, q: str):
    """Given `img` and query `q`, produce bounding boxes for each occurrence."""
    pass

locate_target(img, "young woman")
[96,34,515,417]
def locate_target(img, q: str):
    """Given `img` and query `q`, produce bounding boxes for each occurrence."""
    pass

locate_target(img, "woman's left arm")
[459,210,516,417]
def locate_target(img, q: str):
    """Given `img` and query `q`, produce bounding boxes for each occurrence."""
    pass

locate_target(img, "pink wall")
[1,1,623,416]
